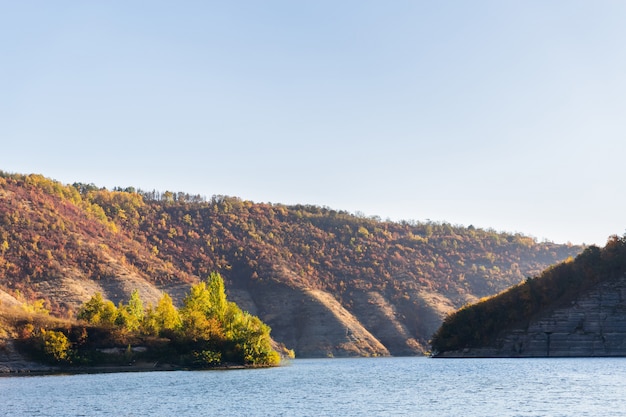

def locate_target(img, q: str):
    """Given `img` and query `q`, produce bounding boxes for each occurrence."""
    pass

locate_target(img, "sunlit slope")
[0,172,583,356]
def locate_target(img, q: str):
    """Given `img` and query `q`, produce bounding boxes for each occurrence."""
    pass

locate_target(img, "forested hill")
[431,236,626,357]
[0,172,584,357]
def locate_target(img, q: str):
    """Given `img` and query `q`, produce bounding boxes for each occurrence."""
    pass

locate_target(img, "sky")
[2,1,626,246]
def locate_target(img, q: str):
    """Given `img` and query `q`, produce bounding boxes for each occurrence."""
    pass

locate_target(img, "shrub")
[41,329,72,362]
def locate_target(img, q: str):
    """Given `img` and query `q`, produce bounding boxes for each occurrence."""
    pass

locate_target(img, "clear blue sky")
[2,1,625,246]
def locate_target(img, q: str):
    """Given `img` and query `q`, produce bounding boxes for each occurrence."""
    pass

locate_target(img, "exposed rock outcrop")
[437,273,626,357]
[229,282,391,357]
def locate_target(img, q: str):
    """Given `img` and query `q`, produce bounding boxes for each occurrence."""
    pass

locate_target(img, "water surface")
[1,357,624,416]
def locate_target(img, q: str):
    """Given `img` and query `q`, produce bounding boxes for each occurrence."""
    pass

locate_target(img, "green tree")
[77,293,118,325]
[142,293,181,336]
[227,310,280,366]
[141,305,160,336]
[115,290,144,332]
[77,293,104,323]
[100,300,118,325]
[180,310,224,342]
[155,293,181,331]
[127,290,144,321]
[181,273,229,321]
[181,281,212,318]
[207,272,227,321]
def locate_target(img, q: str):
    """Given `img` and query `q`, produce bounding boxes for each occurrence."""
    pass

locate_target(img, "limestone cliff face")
[439,273,626,357]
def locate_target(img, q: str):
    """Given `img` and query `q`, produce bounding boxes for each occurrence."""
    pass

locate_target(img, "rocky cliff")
[437,274,626,357]
[432,237,626,357]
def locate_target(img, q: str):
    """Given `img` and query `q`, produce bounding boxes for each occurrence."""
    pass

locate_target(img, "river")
[2,357,625,416]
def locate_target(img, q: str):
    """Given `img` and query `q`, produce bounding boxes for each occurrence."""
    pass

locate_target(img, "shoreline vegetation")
[0,361,268,378]
[0,273,292,376]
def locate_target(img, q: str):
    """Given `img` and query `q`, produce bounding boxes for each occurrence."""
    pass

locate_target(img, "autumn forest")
[0,171,584,368]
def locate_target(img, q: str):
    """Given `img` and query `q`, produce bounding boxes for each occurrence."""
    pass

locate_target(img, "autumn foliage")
[0,171,583,350]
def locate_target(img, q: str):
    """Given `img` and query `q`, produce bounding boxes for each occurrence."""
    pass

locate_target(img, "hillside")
[431,235,626,357]
[0,172,584,357]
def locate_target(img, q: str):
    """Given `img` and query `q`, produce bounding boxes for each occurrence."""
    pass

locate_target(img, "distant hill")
[431,235,626,357]
[0,171,584,357]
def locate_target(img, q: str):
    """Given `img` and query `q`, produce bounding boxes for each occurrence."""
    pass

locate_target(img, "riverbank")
[0,337,274,377]
[0,359,268,377]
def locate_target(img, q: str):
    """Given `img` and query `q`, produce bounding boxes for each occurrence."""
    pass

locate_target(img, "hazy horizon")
[3,1,625,246]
